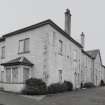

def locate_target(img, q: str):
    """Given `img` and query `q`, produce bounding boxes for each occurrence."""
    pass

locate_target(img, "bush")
[22,78,47,95]
[100,80,105,86]
[83,82,95,88]
[48,81,73,94]
[48,82,68,94]
[64,81,73,91]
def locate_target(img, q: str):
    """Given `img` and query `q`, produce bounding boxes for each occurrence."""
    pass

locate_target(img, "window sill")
[18,51,30,54]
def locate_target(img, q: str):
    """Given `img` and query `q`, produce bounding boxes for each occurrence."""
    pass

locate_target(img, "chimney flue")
[65,8,71,36]
[81,32,85,48]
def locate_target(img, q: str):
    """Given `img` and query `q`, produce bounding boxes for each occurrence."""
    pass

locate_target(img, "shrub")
[22,78,47,95]
[48,82,68,94]
[83,82,95,88]
[48,81,73,94]
[64,81,73,91]
[100,80,105,86]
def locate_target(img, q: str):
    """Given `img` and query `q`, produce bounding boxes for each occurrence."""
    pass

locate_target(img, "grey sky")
[0,0,105,64]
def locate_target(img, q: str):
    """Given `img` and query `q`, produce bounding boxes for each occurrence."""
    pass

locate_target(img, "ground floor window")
[23,67,30,82]
[1,71,4,82]
[12,67,18,82]
[5,67,18,83]
[43,71,49,82]
[58,70,63,83]
[6,68,11,82]
[5,66,31,83]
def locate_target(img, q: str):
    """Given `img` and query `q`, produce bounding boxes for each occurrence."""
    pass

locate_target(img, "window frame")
[18,38,30,54]
[58,70,63,83]
[1,71,4,82]
[73,50,77,62]
[5,66,19,83]
[6,67,11,83]
[24,38,30,52]
[23,67,30,82]
[1,46,5,59]
[58,40,63,55]
[12,67,18,83]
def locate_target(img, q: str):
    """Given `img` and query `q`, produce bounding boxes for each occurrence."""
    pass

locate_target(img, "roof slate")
[82,50,93,58]
[86,49,99,59]
[1,56,33,67]
[2,19,82,48]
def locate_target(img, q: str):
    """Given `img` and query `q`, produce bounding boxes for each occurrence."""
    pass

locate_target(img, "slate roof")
[0,37,5,42]
[86,49,99,59]
[82,50,93,58]
[2,19,82,48]
[1,57,33,67]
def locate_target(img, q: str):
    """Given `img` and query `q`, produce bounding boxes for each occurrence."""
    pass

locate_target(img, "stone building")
[0,9,104,92]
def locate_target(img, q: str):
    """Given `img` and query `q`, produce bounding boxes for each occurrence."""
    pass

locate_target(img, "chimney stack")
[81,32,85,48]
[65,9,71,36]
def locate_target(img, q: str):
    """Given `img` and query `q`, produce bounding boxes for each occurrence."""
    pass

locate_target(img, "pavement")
[0,87,105,105]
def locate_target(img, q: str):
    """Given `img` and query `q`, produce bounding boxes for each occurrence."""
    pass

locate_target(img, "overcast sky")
[0,0,105,64]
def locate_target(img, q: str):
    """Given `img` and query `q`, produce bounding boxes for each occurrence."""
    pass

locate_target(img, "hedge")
[48,81,73,94]
[22,78,47,95]
[83,82,95,88]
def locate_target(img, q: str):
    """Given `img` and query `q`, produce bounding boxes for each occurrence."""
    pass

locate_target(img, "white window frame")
[58,70,63,83]
[1,71,4,82]
[12,67,18,83]
[18,38,30,54]
[6,67,11,83]
[1,46,5,59]
[5,66,18,83]
[58,40,63,55]
[23,67,30,82]
[73,50,77,61]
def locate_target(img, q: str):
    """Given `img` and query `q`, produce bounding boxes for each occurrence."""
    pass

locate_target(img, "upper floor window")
[73,50,77,61]
[53,31,56,47]
[58,40,63,55]
[1,46,5,59]
[18,38,30,54]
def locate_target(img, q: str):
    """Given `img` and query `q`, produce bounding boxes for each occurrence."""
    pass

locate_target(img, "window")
[53,32,56,47]
[43,71,49,82]
[12,67,18,82]
[1,46,5,59]
[19,40,24,53]
[6,68,11,82]
[58,40,63,55]
[5,67,18,83]
[24,38,29,52]
[1,71,4,82]
[18,38,30,53]
[58,70,63,83]
[23,68,30,82]
[73,50,77,61]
